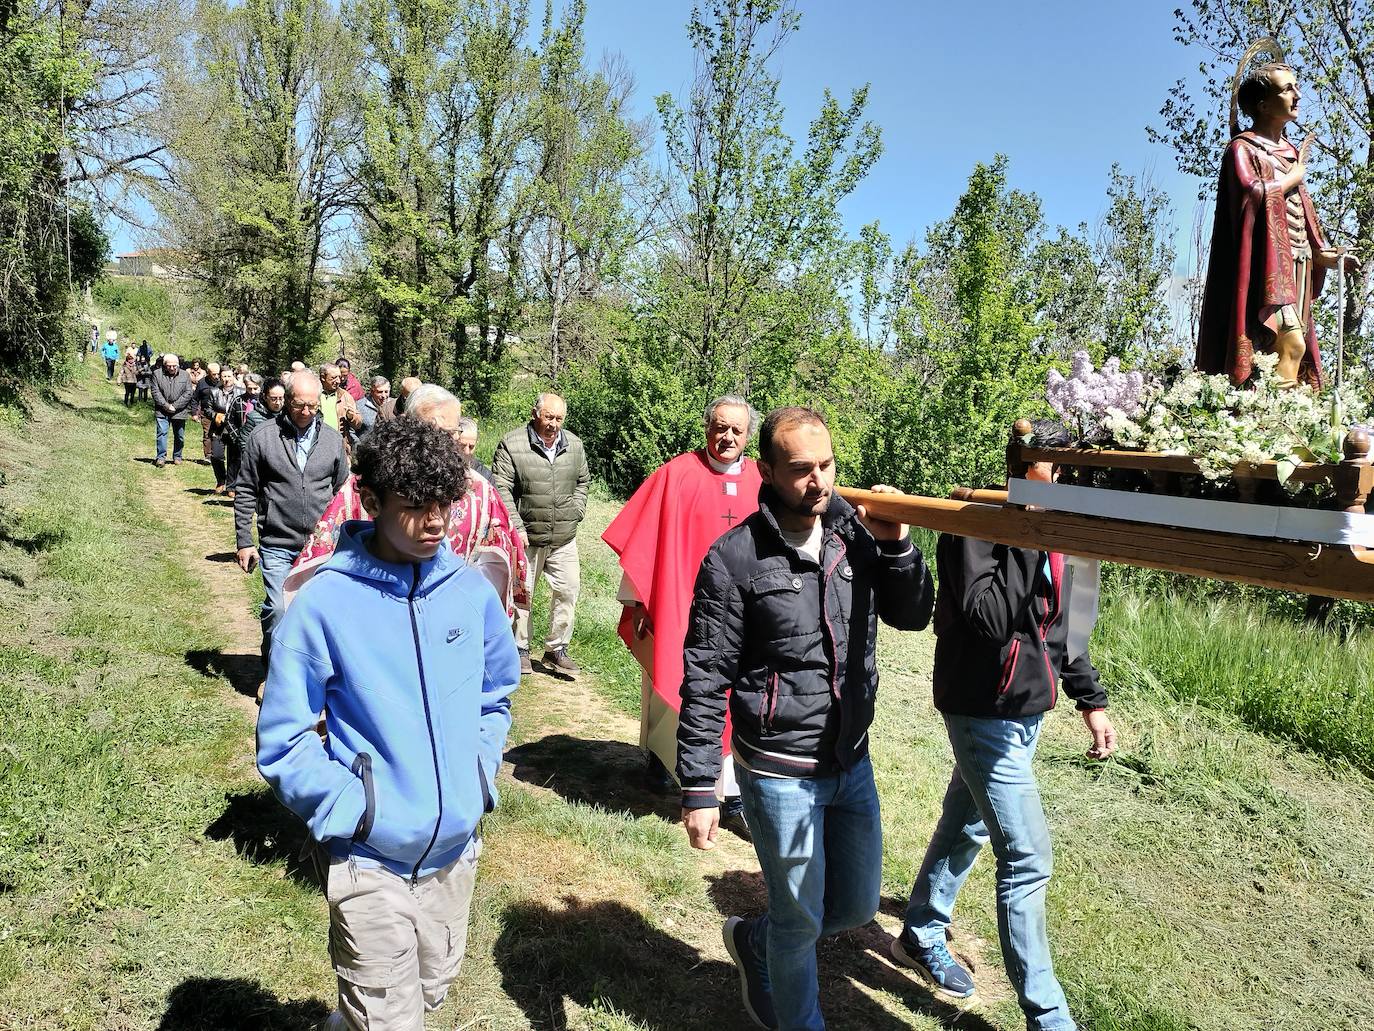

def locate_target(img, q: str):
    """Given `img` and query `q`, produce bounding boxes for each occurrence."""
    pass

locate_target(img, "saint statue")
[1196,39,1360,387]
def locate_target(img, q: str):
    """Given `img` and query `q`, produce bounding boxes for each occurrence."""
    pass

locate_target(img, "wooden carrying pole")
[836,486,1374,602]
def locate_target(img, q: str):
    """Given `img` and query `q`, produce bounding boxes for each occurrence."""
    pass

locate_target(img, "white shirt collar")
[705,451,744,475]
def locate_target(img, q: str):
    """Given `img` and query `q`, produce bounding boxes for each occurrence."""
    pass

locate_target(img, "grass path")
[4,365,1374,1030]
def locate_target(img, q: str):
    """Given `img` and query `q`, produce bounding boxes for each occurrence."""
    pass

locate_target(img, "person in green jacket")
[491,392,591,677]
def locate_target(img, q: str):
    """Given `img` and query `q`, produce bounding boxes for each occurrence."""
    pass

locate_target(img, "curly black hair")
[355,415,468,506]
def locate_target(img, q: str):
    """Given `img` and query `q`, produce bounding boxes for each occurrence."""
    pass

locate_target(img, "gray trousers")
[325,842,480,1030]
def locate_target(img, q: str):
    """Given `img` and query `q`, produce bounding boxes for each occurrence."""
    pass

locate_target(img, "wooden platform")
[836,486,1374,601]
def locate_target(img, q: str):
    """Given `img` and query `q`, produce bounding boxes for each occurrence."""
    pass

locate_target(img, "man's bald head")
[286,370,322,431]
[399,377,422,399]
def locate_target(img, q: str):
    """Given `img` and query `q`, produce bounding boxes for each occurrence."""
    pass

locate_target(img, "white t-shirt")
[779,520,823,564]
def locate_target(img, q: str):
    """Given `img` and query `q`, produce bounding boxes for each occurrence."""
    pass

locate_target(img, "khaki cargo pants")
[324,841,480,1030]
[513,539,580,651]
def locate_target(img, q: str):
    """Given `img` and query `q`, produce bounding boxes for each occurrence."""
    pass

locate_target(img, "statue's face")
[1263,68,1301,124]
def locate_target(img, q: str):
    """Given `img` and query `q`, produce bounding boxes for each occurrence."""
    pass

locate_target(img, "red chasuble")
[602,450,763,736]
[1196,132,1328,387]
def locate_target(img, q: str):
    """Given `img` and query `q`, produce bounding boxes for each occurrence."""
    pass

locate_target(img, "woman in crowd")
[225,373,262,497]
[205,366,239,494]
[337,357,364,401]
[117,347,139,406]
[135,347,153,401]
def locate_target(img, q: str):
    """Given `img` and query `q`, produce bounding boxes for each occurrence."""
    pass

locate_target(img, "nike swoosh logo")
[447,628,462,643]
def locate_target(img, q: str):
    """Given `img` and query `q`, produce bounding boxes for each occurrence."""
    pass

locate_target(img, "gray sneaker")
[722,917,776,1029]
[541,647,580,676]
[518,649,532,676]
[890,932,975,999]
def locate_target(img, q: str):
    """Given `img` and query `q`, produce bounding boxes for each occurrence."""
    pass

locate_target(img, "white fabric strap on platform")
[1007,477,1374,548]
[1063,557,1099,662]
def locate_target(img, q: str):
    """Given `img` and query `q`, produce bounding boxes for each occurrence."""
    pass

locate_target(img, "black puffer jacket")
[932,533,1107,718]
[676,487,934,807]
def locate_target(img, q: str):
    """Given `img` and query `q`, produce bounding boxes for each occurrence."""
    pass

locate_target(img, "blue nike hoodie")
[256,520,520,880]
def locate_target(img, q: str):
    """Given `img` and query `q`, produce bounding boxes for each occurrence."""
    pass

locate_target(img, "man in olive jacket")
[491,392,591,677]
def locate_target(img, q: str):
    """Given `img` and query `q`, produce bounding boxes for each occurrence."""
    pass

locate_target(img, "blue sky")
[575,0,1213,272]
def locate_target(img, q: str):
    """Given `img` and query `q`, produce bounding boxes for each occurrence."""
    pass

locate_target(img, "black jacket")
[676,487,934,807]
[932,534,1107,718]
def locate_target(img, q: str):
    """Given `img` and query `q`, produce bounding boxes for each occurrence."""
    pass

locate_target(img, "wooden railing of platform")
[835,486,1374,602]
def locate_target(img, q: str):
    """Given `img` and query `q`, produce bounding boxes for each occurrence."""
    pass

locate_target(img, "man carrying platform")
[602,395,762,825]
[889,419,1116,1031]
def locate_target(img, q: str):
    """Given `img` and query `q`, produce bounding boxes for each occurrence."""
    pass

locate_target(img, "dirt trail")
[136,457,263,717]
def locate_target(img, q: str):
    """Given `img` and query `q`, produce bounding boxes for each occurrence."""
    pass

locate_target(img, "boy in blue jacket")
[257,415,520,1031]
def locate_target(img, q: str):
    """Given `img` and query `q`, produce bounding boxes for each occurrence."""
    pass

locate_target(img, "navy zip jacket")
[932,533,1107,718]
[676,486,934,807]
[256,522,520,880]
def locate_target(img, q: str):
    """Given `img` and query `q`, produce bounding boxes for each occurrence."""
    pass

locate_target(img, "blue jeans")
[155,416,186,461]
[258,545,297,669]
[735,754,883,1031]
[903,713,1075,1031]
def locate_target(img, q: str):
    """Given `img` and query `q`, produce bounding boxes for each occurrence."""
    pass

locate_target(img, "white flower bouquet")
[1044,351,1370,488]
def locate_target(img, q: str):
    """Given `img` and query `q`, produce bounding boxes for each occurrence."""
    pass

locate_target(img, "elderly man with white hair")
[234,369,350,681]
[602,395,762,821]
[491,392,591,677]
[150,353,194,467]
[282,383,529,619]
[356,376,390,438]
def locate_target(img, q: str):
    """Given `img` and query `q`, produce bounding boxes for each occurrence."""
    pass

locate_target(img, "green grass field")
[2,362,1373,1030]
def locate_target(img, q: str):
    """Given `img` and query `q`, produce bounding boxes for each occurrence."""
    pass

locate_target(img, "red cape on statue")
[602,450,762,743]
[1196,132,1327,387]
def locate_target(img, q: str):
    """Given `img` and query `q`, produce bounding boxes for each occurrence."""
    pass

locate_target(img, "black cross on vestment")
[721,509,737,526]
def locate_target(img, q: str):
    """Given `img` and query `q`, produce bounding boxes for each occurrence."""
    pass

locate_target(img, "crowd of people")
[93,331,1117,1031]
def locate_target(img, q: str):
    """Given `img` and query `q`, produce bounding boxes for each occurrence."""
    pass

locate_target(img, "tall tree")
[644,0,882,396]
[158,0,354,368]
[524,1,644,380]
[349,0,462,378]
[862,158,1051,495]
[1095,165,1176,361]
[1,0,108,382]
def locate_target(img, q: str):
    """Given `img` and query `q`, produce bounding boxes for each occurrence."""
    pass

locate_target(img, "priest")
[602,395,762,826]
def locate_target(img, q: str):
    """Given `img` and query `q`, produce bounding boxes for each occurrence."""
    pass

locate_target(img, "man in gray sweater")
[234,370,349,675]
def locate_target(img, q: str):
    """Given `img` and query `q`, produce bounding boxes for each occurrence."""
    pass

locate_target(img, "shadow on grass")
[495,895,979,1030]
[504,733,678,821]
[157,976,329,1030]
[205,789,320,888]
[186,646,262,698]
[702,871,1001,1031]
[52,398,136,426]
[0,519,68,554]
[205,550,240,563]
